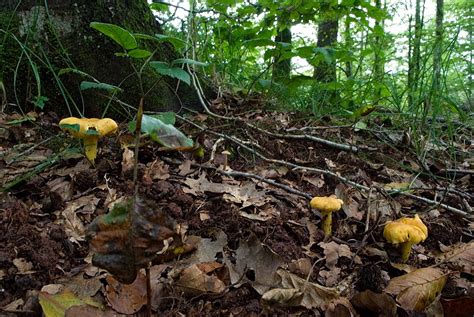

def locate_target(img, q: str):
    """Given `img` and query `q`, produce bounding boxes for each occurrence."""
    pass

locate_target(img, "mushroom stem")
[84,137,99,162]
[400,241,413,262]
[321,211,332,237]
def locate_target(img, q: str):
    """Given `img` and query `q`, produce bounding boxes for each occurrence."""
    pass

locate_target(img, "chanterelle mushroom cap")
[59,117,118,163]
[383,214,428,244]
[310,195,344,212]
[59,117,118,138]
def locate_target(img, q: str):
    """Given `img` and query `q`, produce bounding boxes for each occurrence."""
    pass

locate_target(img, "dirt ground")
[0,99,473,316]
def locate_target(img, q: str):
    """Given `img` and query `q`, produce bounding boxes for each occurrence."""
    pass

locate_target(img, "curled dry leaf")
[276,269,340,310]
[319,241,353,269]
[175,262,227,296]
[438,241,474,274]
[384,267,447,312]
[261,288,303,308]
[86,197,181,284]
[225,235,282,294]
[105,273,147,315]
[351,290,397,317]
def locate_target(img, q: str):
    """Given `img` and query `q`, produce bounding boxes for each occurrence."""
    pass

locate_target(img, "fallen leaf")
[65,305,118,317]
[175,262,227,295]
[438,241,474,274]
[13,258,35,274]
[319,241,353,269]
[2,298,24,311]
[182,231,227,265]
[143,159,170,181]
[351,290,397,317]
[288,258,312,277]
[276,269,340,310]
[261,288,303,307]
[39,290,101,317]
[384,267,447,311]
[105,273,147,315]
[441,295,474,317]
[57,195,100,243]
[178,160,192,176]
[121,148,134,176]
[226,235,282,294]
[326,297,357,317]
[41,284,64,295]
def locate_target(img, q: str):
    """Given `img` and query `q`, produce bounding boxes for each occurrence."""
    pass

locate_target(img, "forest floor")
[0,95,473,316]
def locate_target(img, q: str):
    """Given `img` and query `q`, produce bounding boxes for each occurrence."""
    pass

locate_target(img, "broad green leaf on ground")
[351,290,397,317]
[438,241,474,274]
[86,198,180,284]
[129,114,193,149]
[150,61,191,85]
[128,112,176,132]
[39,290,102,317]
[384,267,447,312]
[79,81,122,93]
[90,22,137,50]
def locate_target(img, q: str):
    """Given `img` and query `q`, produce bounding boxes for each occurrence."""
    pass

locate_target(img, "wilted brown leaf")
[182,231,227,266]
[261,288,303,307]
[351,290,397,317]
[226,235,282,294]
[384,267,447,311]
[276,269,339,310]
[13,258,34,274]
[143,159,170,181]
[57,195,100,243]
[438,241,474,274]
[175,262,227,296]
[319,241,353,269]
[105,273,146,315]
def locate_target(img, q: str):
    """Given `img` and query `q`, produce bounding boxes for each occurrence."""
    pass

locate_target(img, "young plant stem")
[133,97,144,197]
[146,265,152,317]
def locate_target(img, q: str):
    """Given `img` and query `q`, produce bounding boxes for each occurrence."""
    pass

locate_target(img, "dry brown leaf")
[183,173,269,207]
[175,262,227,296]
[13,258,34,274]
[319,241,353,269]
[178,159,192,176]
[226,235,282,294]
[384,267,447,311]
[277,269,340,310]
[335,184,363,220]
[182,231,227,266]
[57,195,100,243]
[441,296,474,317]
[105,273,146,315]
[351,290,397,317]
[261,288,303,307]
[438,241,474,274]
[288,258,312,277]
[319,267,341,287]
[143,159,170,181]
[121,147,134,176]
[325,297,357,317]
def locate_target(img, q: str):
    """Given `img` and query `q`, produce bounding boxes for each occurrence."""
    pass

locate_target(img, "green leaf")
[134,114,193,149]
[127,48,152,59]
[149,62,190,85]
[90,22,137,50]
[150,3,169,12]
[39,290,102,317]
[172,58,208,67]
[80,81,122,93]
[33,95,48,110]
[243,38,275,48]
[154,34,186,49]
[128,112,176,132]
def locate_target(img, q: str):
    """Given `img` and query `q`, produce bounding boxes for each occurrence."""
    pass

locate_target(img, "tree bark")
[407,0,423,111]
[373,0,385,103]
[272,21,292,82]
[0,0,197,117]
[313,1,339,108]
[432,0,444,99]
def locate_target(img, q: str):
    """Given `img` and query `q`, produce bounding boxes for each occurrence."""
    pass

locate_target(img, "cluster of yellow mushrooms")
[310,195,428,263]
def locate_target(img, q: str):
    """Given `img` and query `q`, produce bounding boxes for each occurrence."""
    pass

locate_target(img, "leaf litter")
[0,105,473,316]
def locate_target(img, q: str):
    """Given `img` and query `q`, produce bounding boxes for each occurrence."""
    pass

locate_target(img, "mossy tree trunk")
[0,0,198,118]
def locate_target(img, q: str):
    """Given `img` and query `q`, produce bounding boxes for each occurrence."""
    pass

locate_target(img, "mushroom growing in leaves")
[383,214,428,262]
[310,195,344,238]
[59,117,118,163]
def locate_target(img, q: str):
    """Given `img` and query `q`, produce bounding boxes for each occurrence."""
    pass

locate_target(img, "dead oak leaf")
[384,267,447,312]
[105,273,147,315]
[438,241,474,274]
[319,241,353,269]
[174,262,227,296]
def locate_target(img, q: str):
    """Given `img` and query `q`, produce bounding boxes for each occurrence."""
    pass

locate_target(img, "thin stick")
[145,265,152,317]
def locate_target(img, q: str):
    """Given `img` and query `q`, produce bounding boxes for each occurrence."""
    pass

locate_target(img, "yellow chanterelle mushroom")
[383,214,428,262]
[59,117,118,163]
[310,195,344,237]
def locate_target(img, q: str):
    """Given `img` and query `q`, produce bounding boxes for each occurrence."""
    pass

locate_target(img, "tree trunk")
[0,0,197,117]
[272,21,292,82]
[313,1,339,108]
[407,0,423,111]
[432,0,444,99]
[373,0,385,103]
